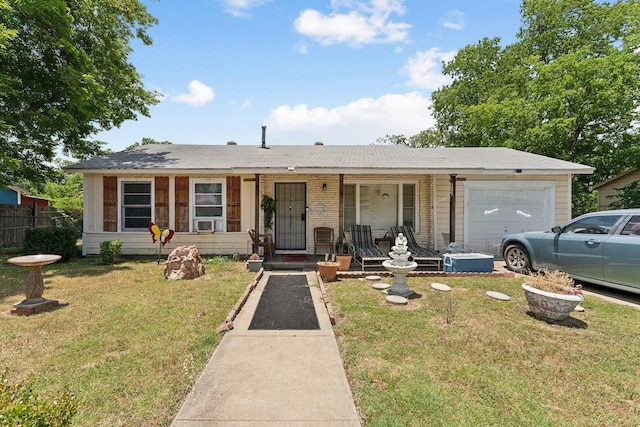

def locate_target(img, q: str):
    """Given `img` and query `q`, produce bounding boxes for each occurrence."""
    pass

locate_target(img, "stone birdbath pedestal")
[8,254,62,315]
[383,233,419,301]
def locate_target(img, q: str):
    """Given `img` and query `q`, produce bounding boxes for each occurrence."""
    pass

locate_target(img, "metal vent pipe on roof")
[261,126,267,149]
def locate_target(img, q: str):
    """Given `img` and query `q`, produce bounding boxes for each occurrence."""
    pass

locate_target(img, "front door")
[274,183,307,251]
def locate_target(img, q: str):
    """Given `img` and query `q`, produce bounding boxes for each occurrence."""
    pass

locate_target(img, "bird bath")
[8,254,61,315]
[383,233,420,299]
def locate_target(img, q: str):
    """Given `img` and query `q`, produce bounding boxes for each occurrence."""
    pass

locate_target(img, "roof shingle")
[64,144,594,175]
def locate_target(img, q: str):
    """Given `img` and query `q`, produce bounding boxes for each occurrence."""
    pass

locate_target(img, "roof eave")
[67,166,594,175]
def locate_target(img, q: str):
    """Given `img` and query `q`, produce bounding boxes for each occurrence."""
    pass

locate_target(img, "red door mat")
[282,254,309,262]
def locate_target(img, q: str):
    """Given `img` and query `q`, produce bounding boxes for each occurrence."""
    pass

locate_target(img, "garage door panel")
[464,182,555,256]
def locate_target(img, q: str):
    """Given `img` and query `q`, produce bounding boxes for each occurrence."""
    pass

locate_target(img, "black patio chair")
[391,225,442,270]
[348,225,389,270]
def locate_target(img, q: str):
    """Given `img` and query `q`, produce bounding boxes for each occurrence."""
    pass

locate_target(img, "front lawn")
[3,258,640,426]
[327,276,640,427]
[0,256,254,426]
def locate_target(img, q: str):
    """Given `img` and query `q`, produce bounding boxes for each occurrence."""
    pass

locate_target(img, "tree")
[376,129,444,148]
[126,137,173,150]
[0,0,159,185]
[608,182,640,209]
[0,0,15,48]
[420,0,640,214]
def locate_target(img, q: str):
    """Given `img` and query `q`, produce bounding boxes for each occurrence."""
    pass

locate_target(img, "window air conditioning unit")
[194,219,215,233]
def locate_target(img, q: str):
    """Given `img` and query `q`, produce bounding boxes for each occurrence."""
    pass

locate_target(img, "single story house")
[65,142,594,258]
[0,185,50,207]
[592,168,640,211]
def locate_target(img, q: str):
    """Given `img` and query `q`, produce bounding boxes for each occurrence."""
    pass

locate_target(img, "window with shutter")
[121,180,152,230]
[192,180,224,231]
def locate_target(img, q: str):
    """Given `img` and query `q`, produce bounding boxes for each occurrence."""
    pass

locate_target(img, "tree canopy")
[126,137,173,150]
[0,0,159,185]
[395,0,640,214]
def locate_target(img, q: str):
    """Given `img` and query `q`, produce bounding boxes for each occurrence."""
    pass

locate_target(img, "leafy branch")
[260,195,276,230]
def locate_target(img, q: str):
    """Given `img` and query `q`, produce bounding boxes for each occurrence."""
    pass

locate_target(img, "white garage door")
[464,181,556,257]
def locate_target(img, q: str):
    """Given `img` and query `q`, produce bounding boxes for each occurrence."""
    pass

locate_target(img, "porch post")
[338,174,344,251]
[254,173,260,254]
[449,174,456,243]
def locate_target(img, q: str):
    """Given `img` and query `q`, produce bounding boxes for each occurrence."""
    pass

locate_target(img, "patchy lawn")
[4,258,639,426]
[327,276,640,427]
[0,256,254,426]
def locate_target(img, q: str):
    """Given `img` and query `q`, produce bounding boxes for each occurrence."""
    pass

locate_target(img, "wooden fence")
[0,204,59,249]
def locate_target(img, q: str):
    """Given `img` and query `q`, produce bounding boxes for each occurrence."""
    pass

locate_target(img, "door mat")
[249,274,320,330]
[282,254,309,262]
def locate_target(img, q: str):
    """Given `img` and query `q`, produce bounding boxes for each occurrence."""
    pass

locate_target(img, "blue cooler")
[442,253,494,272]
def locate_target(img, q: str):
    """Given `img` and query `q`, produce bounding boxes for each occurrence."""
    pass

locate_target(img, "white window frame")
[119,178,154,232]
[344,181,419,233]
[190,178,226,232]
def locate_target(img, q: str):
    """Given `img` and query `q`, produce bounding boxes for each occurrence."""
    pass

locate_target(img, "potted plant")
[334,234,352,271]
[260,195,276,231]
[317,254,340,281]
[247,253,263,272]
[521,270,584,321]
[260,195,277,254]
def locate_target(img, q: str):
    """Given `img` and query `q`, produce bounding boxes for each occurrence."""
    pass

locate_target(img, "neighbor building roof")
[65,144,594,176]
[591,168,639,190]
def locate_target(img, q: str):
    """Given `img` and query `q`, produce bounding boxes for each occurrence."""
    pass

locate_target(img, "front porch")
[260,254,513,278]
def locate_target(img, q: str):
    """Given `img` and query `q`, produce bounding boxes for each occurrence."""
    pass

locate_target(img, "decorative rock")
[431,282,451,292]
[386,295,408,305]
[486,291,511,301]
[573,305,585,312]
[164,245,206,280]
[365,275,381,281]
[372,282,390,290]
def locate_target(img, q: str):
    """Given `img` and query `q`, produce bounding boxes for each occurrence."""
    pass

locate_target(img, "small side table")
[375,236,394,253]
[8,254,61,316]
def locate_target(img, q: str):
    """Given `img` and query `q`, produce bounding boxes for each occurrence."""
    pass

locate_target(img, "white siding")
[81,171,575,257]
[82,173,256,256]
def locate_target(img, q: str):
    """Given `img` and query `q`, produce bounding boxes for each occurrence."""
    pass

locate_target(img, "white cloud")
[265,92,433,144]
[172,80,215,107]
[221,0,272,18]
[441,9,465,31]
[295,41,309,54]
[403,48,457,91]
[294,0,411,47]
[230,99,252,109]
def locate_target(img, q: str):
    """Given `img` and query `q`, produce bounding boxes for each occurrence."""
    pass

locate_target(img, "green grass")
[0,256,254,426]
[327,276,640,427]
[3,259,640,426]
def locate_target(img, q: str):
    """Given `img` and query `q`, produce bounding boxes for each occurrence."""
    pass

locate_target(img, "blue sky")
[96,0,523,152]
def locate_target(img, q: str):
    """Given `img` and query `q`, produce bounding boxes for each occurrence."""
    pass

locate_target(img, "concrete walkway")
[171,271,362,426]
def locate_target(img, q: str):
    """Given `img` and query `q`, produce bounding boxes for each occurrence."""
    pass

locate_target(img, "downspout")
[254,173,260,254]
[338,174,344,252]
[449,174,456,243]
